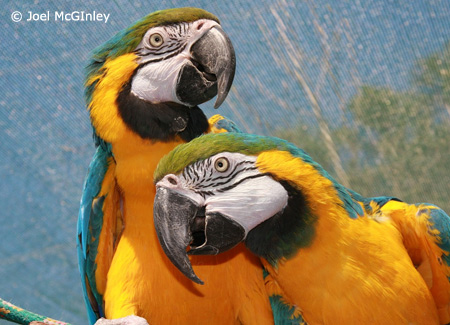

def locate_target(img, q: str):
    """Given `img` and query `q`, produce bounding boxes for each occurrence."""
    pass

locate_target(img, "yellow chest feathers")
[263,212,439,324]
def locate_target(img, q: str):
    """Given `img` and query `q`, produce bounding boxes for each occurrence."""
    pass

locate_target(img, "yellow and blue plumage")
[77,8,275,324]
[153,132,450,324]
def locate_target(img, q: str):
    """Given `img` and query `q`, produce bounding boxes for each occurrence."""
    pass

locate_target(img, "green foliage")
[413,42,450,107]
[275,44,450,212]
[348,86,433,134]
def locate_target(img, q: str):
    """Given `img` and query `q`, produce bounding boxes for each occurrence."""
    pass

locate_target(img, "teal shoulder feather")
[269,296,306,325]
[263,269,307,325]
[347,189,401,214]
[212,115,243,133]
[417,204,450,268]
[77,144,111,324]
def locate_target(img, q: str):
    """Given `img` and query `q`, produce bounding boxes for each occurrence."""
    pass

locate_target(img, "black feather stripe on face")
[117,78,208,142]
[135,22,190,60]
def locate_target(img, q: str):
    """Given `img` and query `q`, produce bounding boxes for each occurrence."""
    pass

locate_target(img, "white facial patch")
[204,174,288,236]
[131,56,187,104]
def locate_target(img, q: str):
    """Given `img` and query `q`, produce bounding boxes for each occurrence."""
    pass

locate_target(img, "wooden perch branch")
[0,298,149,325]
[0,298,71,325]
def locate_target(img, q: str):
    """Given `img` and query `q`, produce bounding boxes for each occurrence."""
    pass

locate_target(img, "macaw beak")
[176,25,236,108]
[153,186,245,284]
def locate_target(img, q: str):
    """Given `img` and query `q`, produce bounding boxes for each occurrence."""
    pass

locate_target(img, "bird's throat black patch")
[245,180,318,266]
[117,80,209,142]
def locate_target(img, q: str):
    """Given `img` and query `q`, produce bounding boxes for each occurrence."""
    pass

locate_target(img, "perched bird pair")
[78,7,450,325]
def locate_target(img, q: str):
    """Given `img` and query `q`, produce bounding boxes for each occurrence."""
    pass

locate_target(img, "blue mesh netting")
[1,1,449,323]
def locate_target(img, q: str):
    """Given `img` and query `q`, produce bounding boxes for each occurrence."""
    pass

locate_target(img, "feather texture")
[154,132,450,324]
[77,145,110,323]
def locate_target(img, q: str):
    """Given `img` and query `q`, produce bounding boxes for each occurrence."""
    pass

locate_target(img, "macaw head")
[85,8,235,143]
[153,133,324,283]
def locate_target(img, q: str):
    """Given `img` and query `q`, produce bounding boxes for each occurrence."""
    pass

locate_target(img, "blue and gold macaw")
[153,132,450,324]
[77,8,274,324]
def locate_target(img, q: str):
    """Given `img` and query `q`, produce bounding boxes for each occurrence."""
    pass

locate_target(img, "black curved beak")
[153,186,245,284]
[176,25,236,108]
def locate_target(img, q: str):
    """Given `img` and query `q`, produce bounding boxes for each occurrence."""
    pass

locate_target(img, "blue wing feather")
[269,295,306,325]
[263,268,306,324]
[77,144,111,324]
[215,116,243,133]
[210,115,244,133]
[418,204,450,267]
[347,189,401,213]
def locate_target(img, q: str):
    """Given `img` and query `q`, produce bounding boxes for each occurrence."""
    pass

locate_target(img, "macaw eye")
[149,33,164,47]
[214,157,230,172]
